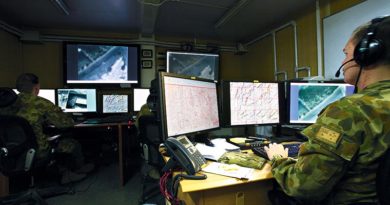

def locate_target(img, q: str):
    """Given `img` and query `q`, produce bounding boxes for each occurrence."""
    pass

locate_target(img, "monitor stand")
[192,133,214,147]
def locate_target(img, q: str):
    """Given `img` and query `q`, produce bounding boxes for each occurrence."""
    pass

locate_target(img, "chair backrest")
[0,115,38,177]
[377,149,390,205]
[138,114,164,167]
[0,87,17,108]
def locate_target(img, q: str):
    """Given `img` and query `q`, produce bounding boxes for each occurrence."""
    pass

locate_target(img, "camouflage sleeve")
[38,98,74,128]
[271,99,360,201]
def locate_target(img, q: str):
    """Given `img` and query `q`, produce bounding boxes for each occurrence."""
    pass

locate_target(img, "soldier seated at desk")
[0,73,95,184]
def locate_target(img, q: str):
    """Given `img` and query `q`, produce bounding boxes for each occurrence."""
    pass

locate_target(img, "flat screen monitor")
[57,88,97,113]
[221,81,282,126]
[288,82,355,124]
[64,42,139,85]
[166,51,219,82]
[13,89,56,104]
[133,88,150,112]
[159,72,220,138]
[102,94,128,113]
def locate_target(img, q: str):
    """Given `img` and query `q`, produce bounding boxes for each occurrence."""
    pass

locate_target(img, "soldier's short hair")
[351,16,390,66]
[16,73,39,93]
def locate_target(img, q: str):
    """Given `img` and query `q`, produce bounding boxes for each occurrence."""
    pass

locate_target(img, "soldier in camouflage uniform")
[265,16,390,204]
[12,73,93,183]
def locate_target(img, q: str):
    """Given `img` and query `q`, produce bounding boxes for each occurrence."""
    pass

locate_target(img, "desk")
[161,146,274,205]
[75,121,136,186]
[177,162,273,205]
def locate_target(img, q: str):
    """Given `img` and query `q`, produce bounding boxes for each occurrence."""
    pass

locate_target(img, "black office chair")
[137,114,165,204]
[0,88,72,205]
[377,149,390,205]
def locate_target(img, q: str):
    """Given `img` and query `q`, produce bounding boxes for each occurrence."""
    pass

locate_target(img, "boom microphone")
[335,59,355,78]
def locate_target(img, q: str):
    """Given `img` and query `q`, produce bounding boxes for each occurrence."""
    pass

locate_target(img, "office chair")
[0,88,72,205]
[137,114,165,204]
[377,149,390,205]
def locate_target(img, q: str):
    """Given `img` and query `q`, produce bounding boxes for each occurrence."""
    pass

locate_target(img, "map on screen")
[230,82,280,125]
[163,76,219,137]
[102,94,128,113]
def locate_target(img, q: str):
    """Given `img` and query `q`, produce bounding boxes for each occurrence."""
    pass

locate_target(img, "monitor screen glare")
[13,89,56,104]
[166,51,219,81]
[133,88,150,112]
[102,94,128,113]
[65,43,139,84]
[289,82,355,124]
[162,75,219,137]
[57,89,97,112]
[230,82,280,125]
[38,89,56,104]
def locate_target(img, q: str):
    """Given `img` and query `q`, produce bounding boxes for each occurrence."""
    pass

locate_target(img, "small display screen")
[57,88,97,113]
[102,94,128,113]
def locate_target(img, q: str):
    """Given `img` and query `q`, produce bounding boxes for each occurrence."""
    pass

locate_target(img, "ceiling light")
[214,0,250,29]
[49,0,70,15]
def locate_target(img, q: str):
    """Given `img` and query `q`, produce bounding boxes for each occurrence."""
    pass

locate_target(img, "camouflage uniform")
[271,80,390,205]
[14,93,83,164]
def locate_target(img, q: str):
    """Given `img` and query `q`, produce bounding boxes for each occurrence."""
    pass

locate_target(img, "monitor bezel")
[56,88,98,113]
[63,41,141,88]
[220,80,285,127]
[166,50,220,82]
[159,72,221,139]
[286,80,355,125]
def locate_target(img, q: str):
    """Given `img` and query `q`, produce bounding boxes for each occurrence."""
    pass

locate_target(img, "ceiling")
[0,0,316,44]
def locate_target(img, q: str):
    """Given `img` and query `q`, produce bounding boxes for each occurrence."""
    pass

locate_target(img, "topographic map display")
[163,76,219,137]
[102,95,128,113]
[230,82,280,125]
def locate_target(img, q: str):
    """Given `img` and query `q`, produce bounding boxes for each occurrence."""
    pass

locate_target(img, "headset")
[353,16,388,67]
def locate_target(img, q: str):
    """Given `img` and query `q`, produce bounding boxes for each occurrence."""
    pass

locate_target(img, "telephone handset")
[164,135,206,175]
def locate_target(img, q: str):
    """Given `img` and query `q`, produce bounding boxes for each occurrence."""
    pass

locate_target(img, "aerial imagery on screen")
[66,43,138,84]
[167,51,219,81]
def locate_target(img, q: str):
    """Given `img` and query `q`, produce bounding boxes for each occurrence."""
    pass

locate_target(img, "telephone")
[163,135,206,175]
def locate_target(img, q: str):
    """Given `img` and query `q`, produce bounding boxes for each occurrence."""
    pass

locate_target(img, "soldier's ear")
[33,84,40,96]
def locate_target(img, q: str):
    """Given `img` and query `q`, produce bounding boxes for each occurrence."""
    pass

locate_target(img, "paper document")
[210,138,240,151]
[195,143,226,161]
[202,162,255,179]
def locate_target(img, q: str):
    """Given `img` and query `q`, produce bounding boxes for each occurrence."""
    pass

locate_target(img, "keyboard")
[252,142,302,160]
[83,115,131,124]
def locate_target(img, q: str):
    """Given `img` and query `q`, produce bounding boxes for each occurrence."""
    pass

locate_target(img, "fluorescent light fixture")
[214,0,249,29]
[49,0,70,15]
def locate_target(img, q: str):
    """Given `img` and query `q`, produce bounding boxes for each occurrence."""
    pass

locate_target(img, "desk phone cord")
[160,170,206,205]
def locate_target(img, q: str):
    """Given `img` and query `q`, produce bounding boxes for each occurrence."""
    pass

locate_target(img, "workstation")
[1,0,390,205]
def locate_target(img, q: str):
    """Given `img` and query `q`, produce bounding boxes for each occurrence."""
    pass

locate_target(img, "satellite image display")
[167,52,219,81]
[289,82,355,123]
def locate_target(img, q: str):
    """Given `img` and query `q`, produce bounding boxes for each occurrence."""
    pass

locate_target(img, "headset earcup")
[354,39,384,67]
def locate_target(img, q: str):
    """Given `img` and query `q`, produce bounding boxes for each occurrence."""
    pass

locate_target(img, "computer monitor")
[288,82,355,124]
[64,42,139,85]
[13,88,57,104]
[159,72,220,138]
[220,81,282,126]
[57,88,97,112]
[166,51,219,82]
[102,94,128,113]
[133,88,150,112]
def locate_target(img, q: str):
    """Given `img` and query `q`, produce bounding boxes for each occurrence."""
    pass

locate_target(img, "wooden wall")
[0,0,365,87]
